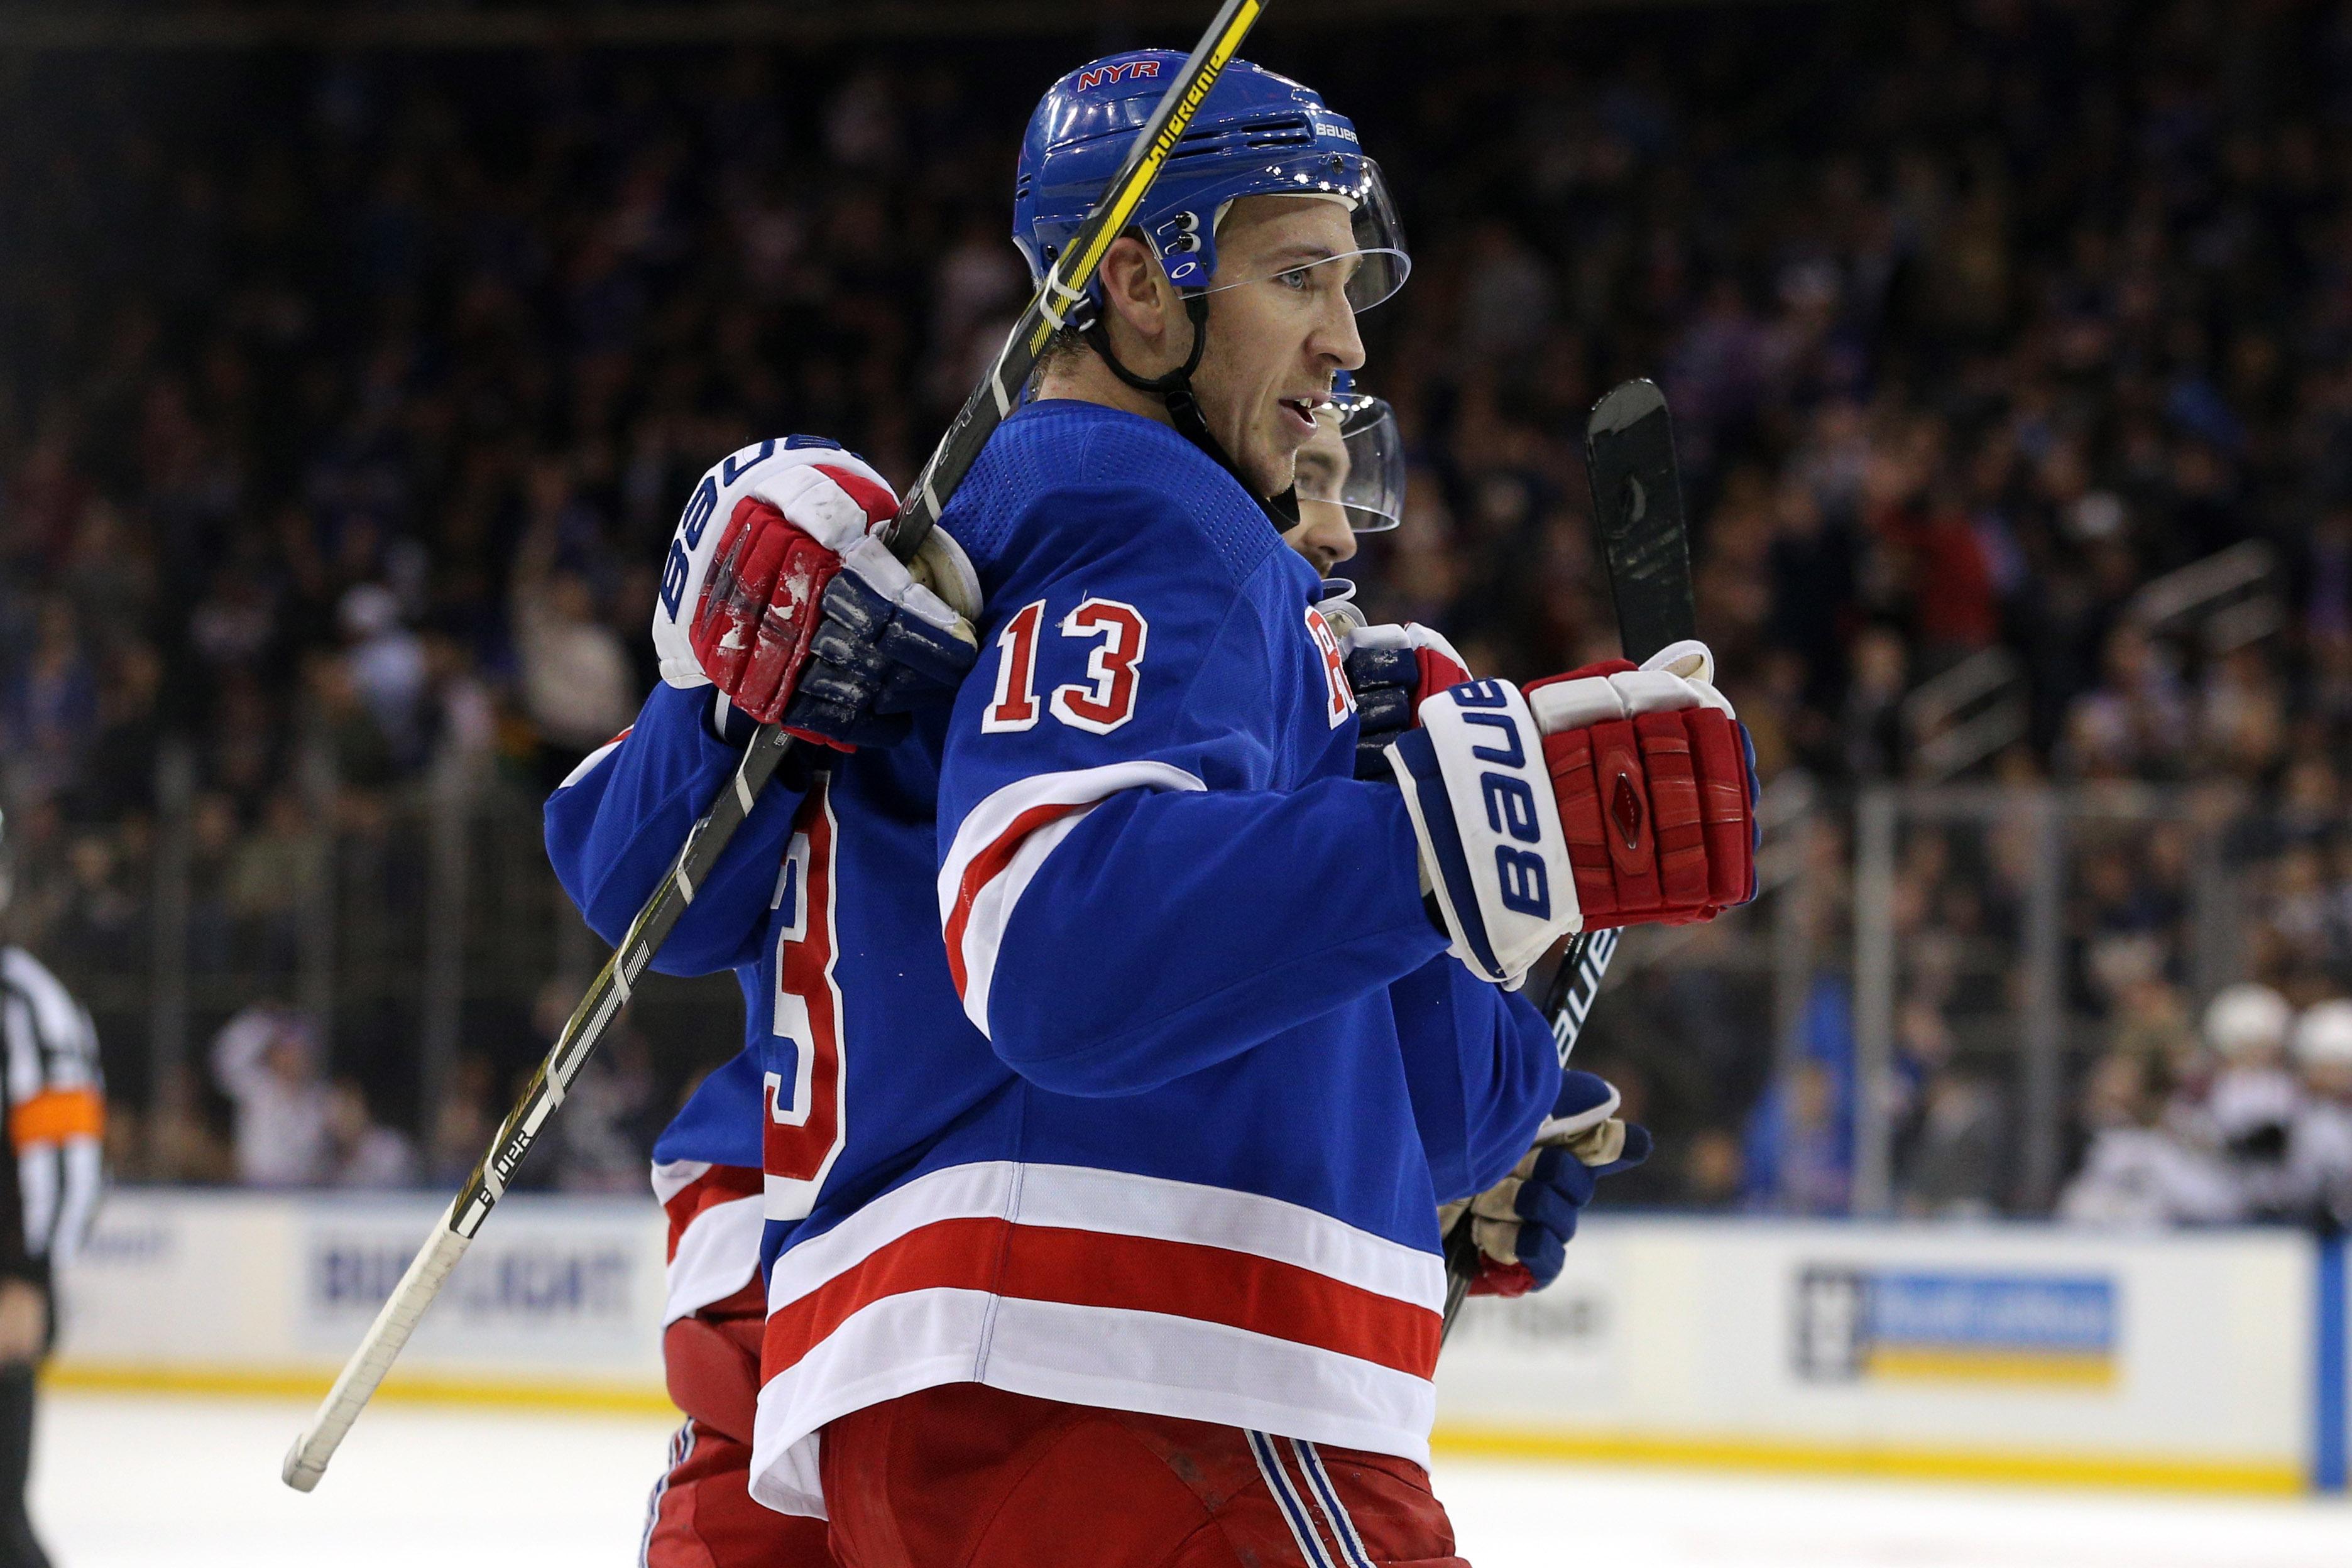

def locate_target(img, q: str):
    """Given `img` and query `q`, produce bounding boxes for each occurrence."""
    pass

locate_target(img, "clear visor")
[1294,393,1404,533]
[1196,157,1410,315]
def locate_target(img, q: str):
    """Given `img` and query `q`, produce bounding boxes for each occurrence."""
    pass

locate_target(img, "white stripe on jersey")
[934,762,1204,1035]
[557,731,631,790]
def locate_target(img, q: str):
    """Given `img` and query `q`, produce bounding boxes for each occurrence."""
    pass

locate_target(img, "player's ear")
[1097,233,1174,356]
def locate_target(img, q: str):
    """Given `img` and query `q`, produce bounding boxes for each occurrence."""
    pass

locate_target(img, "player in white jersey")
[0,812,106,1568]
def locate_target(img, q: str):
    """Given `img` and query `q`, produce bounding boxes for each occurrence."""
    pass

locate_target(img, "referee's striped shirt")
[0,948,105,1284]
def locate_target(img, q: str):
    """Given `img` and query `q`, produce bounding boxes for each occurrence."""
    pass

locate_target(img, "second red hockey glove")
[1521,640,1758,929]
[652,437,980,750]
[1440,1069,1650,1297]
[1385,640,1757,986]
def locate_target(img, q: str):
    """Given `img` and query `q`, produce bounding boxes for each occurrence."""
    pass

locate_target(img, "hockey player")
[0,812,106,1568]
[555,50,1752,1566]
[545,435,983,1568]
[1283,388,1401,574]
[590,396,1639,1565]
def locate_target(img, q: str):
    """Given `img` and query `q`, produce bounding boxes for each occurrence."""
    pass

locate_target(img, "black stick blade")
[1585,379,1695,663]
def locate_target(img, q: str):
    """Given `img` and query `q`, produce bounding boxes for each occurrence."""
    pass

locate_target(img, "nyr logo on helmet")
[1076,59,1161,91]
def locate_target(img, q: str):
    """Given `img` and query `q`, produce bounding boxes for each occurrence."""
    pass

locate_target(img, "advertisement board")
[55,1189,668,1402]
[1435,1217,2316,1493]
[46,1192,2347,1492]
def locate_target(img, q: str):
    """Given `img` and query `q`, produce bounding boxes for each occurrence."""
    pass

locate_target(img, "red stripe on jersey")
[762,1216,1442,1381]
[662,1164,765,1261]
[941,800,1088,998]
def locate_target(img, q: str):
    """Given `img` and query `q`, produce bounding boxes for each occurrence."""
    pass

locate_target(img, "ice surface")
[34,1392,2352,1567]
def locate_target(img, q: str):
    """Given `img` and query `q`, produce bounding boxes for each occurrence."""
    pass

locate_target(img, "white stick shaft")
[281,1200,472,1491]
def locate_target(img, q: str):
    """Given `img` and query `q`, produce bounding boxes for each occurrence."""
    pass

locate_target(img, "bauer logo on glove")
[1387,678,1573,987]
[1387,640,1758,988]
[651,437,983,752]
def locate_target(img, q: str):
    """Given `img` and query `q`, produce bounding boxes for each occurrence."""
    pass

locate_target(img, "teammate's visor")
[1197,158,1409,314]
[1297,393,1405,533]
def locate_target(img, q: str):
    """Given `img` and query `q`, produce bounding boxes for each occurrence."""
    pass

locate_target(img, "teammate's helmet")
[1012,50,1409,317]
[1328,393,1404,532]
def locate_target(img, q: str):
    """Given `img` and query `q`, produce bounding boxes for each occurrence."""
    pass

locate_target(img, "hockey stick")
[1439,378,1694,1343]
[282,0,1273,1493]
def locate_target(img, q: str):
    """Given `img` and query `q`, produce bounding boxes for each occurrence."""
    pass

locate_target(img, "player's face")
[1195,197,1367,501]
[1283,411,1357,574]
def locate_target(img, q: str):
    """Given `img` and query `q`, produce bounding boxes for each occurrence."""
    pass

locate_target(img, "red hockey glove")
[652,437,979,748]
[1522,640,1757,930]
[1386,640,1756,988]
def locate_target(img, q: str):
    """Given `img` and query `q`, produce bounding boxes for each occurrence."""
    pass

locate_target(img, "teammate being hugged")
[0,812,106,1568]
[552,50,1754,1568]
[546,439,980,1568]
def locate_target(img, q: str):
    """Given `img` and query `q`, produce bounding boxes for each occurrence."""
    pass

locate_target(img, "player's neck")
[1033,350,1176,427]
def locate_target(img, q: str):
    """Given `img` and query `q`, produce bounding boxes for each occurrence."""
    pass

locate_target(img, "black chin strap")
[1087,293,1298,533]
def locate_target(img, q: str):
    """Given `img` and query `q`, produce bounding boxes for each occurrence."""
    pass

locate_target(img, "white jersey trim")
[747,1160,1443,1519]
[766,1161,1441,1316]
[936,763,1205,1036]
[557,729,631,790]
[662,1192,765,1327]
[747,1290,1437,1519]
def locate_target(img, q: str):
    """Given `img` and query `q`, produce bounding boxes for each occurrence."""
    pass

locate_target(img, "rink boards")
[45,1190,2352,1493]
[1441,1217,2341,1494]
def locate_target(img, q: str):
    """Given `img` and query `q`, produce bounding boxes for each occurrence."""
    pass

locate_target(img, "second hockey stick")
[282,0,1274,1493]
[1439,378,1695,1343]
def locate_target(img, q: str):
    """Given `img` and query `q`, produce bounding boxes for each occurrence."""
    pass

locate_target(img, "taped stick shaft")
[282,1201,469,1490]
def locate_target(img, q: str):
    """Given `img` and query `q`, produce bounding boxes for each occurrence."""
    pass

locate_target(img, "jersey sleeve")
[936,478,1447,1097]
[544,682,807,977]
[1386,954,1558,1203]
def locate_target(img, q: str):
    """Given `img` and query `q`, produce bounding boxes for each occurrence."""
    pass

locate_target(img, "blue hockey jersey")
[545,401,1559,1518]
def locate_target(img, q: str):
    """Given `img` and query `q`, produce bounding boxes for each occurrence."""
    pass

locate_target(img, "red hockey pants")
[642,1280,834,1568]
[819,1381,1469,1568]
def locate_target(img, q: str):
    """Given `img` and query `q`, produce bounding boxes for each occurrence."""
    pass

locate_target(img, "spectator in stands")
[510,470,636,788]
[2289,1001,2352,1232]
[2059,1050,2240,1228]
[323,1078,417,1189]
[337,583,429,770]
[209,1004,330,1187]
[424,1053,497,1188]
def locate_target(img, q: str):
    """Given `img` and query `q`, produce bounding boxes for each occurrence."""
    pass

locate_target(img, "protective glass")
[1294,393,1404,533]
[1195,157,1411,314]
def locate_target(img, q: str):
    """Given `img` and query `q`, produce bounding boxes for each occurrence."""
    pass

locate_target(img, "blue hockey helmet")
[1012,50,1409,318]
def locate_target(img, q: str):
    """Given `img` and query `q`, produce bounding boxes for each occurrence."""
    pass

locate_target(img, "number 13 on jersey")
[983,597,1149,736]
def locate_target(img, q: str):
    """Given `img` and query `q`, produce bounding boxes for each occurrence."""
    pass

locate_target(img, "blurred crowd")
[2060,983,2352,1227]
[6,2,2352,1212]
